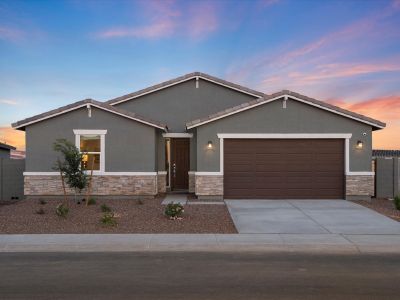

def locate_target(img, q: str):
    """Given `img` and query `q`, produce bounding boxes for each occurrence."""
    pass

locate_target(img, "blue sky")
[1,0,400,149]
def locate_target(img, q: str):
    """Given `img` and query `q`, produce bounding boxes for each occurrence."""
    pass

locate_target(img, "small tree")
[54,139,88,203]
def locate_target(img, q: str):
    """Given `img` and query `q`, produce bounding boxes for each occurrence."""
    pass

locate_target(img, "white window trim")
[194,133,374,177]
[74,129,107,174]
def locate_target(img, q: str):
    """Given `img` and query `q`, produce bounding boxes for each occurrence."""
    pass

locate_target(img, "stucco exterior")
[195,99,373,173]
[13,72,384,200]
[25,107,158,172]
[114,78,257,132]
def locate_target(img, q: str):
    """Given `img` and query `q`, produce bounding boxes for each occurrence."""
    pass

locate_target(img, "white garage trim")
[198,133,369,177]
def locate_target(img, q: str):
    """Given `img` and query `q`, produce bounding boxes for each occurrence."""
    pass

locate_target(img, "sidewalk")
[1,233,400,254]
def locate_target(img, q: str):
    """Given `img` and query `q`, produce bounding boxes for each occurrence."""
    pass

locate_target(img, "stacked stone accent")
[195,175,223,197]
[157,172,167,193]
[188,172,195,193]
[346,175,374,197]
[25,175,157,196]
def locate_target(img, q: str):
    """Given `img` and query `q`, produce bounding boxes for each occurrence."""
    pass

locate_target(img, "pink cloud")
[97,0,218,40]
[327,96,400,150]
[0,26,24,42]
[186,2,218,39]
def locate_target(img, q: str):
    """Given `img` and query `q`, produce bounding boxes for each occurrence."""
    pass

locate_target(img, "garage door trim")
[217,134,352,176]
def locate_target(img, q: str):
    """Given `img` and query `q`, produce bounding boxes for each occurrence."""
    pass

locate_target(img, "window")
[73,130,107,173]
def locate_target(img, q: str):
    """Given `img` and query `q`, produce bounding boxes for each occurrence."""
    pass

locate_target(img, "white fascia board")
[187,94,384,129]
[13,103,165,131]
[110,75,263,106]
[217,133,353,139]
[162,133,193,138]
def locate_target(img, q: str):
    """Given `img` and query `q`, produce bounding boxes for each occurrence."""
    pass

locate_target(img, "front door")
[170,138,190,190]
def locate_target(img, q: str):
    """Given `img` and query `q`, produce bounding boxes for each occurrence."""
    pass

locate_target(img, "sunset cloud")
[0,26,24,42]
[0,126,25,150]
[97,0,218,40]
[327,96,400,149]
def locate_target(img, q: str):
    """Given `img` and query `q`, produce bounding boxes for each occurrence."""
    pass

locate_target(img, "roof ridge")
[12,98,167,130]
[106,71,267,105]
[186,90,386,129]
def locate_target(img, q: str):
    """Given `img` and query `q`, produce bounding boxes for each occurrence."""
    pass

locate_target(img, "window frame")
[73,129,107,174]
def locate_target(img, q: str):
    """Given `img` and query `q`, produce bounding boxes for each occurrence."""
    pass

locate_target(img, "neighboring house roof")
[373,150,400,158]
[106,71,266,105]
[0,142,16,151]
[186,90,386,130]
[12,99,167,131]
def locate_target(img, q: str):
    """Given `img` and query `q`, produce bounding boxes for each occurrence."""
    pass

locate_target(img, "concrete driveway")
[225,200,400,234]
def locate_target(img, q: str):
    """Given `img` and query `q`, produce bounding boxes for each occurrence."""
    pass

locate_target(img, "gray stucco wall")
[196,98,373,172]
[25,107,158,172]
[375,157,400,198]
[0,149,11,158]
[0,158,25,201]
[115,78,257,132]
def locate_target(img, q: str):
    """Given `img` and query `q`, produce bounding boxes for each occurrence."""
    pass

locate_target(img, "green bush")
[101,212,117,226]
[164,202,184,219]
[56,204,69,218]
[394,195,400,210]
[100,204,111,213]
[39,199,47,205]
[36,208,45,215]
[87,198,96,205]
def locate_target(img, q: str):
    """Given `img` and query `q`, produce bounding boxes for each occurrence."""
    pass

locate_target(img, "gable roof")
[0,142,16,151]
[12,99,167,131]
[373,149,400,158]
[106,72,266,105]
[186,90,386,130]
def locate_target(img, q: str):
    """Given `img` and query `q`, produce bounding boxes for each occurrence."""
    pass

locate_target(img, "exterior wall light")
[207,141,213,149]
[356,140,363,149]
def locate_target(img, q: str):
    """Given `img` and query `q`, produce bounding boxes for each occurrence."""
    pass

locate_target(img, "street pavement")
[1,252,399,299]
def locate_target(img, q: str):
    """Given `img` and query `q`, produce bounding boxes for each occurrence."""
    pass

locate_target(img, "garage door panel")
[224,139,344,199]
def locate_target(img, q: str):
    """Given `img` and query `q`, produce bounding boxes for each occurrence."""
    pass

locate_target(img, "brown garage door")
[224,139,344,199]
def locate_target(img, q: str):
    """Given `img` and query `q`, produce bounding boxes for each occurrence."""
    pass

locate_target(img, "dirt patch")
[0,197,237,234]
[352,198,400,222]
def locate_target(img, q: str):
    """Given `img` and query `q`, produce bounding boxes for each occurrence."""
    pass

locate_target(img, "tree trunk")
[86,156,95,206]
[57,160,68,207]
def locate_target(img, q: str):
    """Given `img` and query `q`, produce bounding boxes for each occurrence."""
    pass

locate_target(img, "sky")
[1,0,400,151]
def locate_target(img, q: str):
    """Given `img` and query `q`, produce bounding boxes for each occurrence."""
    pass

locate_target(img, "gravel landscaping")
[352,198,400,222]
[0,197,237,234]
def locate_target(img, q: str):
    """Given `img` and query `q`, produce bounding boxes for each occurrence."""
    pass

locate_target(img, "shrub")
[101,212,117,226]
[165,202,184,219]
[56,204,69,218]
[36,208,45,215]
[39,199,47,205]
[87,198,96,205]
[100,204,111,213]
[394,195,400,210]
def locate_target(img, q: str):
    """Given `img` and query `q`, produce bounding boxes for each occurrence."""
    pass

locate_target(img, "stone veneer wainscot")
[24,175,158,196]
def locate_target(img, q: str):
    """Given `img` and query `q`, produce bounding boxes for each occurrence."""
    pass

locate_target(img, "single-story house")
[12,72,386,200]
[0,142,16,159]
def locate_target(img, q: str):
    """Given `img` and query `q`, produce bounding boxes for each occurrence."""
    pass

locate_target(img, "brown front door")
[171,138,190,190]
[224,139,344,199]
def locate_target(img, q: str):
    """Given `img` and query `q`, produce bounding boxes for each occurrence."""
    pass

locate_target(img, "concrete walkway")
[226,199,400,234]
[161,194,187,205]
[1,233,400,254]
